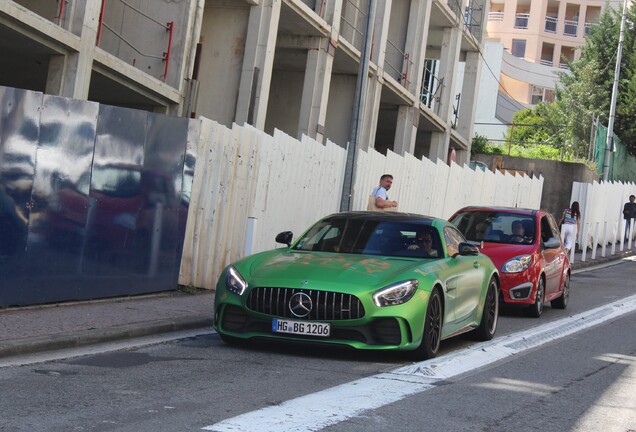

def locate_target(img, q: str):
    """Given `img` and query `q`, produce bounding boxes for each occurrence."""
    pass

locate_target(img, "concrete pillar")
[358,0,392,150]
[393,106,418,154]
[235,0,281,129]
[297,37,335,142]
[403,0,431,97]
[428,26,461,163]
[456,51,481,143]
[455,148,470,165]
[391,0,431,155]
[46,1,101,98]
[297,0,342,142]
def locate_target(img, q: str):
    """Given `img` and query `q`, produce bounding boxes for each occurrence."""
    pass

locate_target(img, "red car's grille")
[246,288,365,320]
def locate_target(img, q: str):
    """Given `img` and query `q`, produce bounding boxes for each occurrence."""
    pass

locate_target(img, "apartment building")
[474,0,625,141]
[0,0,487,164]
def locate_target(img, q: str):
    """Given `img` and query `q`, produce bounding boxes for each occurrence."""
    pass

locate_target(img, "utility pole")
[603,0,628,181]
[340,0,376,211]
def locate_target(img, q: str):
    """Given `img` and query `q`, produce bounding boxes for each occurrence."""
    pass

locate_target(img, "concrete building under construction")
[0,0,488,164]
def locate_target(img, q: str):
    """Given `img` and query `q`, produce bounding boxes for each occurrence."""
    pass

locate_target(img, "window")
[511,39,526,58]
[531,86,544,105]
[531,86,555,105]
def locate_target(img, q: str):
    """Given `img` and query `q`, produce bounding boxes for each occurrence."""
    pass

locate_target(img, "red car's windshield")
[450,211,535,245]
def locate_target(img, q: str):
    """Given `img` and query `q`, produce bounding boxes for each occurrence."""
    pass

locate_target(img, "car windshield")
[292,218,443,259]
[450,211,535,245]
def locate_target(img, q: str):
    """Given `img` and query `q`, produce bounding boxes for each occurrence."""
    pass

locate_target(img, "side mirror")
[275,231,293,247]
[457,242,479,256]
[543,237,561,249]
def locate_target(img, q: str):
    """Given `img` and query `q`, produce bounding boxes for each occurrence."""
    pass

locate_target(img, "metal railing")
[96,0,174,82]
[384,39,413,88]
[540,59,553,67]
[563,19,578,36]
[55,0,69,26]
[545,16,558,33]
[514,13,530,29]
[488,11,504,21]
[447,0,462,18]
[340,0,368,52]
[420,60,442,113]
[464,2,484,43]
[584,21,597,35]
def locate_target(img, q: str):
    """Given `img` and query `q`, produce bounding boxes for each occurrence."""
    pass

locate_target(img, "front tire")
[471,277,499,340]
[551,273,570,309]
[411,288,443,360]
[525,277,545,318]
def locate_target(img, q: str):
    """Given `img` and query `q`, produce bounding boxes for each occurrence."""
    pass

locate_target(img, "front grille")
[246,287,365,320]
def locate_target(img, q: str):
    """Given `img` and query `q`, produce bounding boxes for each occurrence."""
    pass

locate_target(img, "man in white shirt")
[370,174,398,210]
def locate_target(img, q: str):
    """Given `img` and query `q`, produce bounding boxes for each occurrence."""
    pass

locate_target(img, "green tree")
[509,3,636,158]
[557,3,636,156]
[506,103,564,148]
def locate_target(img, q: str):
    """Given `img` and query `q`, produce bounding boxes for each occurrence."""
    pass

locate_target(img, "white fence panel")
[570,180,636,248]
[180,121,545,289]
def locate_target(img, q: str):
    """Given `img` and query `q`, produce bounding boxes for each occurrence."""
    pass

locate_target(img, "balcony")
[545,16,557,33]
[540,59,553,67]
[488,11,504,21]
[563,19,578,37]
[514,13,530,29]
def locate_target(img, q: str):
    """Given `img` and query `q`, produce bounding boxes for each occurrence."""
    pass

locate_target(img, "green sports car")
[213,211,500,359]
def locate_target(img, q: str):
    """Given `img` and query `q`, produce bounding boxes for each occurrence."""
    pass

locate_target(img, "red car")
[449,207,570,317]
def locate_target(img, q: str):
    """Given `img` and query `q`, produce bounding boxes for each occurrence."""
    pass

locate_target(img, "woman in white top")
[559,201,581,253]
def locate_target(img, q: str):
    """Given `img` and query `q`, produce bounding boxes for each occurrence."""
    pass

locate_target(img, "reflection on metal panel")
[145,113,188,286]
[0,87,41,299]
[23,95,98,304]
[85,105,147,291]
[0,85,192,307]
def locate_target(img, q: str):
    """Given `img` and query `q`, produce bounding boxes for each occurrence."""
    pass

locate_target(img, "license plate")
[272,319,330,337]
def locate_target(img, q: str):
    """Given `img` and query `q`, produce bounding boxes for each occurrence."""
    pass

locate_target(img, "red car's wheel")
[551,273,570,309]
[525,277,545,318]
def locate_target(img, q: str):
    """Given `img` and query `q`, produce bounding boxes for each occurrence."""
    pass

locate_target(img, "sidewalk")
[0,247,634,360]
[0,290,215,359]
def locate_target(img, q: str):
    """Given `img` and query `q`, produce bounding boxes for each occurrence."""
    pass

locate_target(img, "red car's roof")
[454,206,541,217]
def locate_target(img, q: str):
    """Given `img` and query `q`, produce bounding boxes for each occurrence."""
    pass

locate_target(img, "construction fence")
[180,119,544,289]
[569,180,636,261]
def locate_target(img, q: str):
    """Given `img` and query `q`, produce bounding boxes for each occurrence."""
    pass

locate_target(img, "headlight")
[502,255,533,273]
[373,280,418,307]
[225,266,248,295]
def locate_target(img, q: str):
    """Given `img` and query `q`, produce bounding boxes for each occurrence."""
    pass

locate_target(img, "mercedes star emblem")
[289,292,312,318]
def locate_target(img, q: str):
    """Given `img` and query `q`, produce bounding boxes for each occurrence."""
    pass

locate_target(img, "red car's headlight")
[502,255,533,273]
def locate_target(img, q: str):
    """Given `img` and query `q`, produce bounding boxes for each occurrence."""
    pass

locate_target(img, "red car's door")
[540,215,564,297]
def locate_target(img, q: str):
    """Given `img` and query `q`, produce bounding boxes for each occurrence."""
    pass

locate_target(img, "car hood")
[478,242,535,268]
[240,249,430,292]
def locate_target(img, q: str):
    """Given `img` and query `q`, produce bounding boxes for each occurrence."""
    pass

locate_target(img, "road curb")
[571,249,634,272]
[0,315,213,358]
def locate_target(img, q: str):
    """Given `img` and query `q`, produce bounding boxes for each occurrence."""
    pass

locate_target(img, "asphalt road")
[1,258,635,432]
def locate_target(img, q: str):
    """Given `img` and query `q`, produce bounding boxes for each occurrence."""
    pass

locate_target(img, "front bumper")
[499,272,537,305]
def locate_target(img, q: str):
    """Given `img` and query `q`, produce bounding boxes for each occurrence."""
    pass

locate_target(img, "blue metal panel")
[0,85,193,306]
[0,87,41,305]
[82,104,148,294]
[22,95,99,304]
[143,112,189,289]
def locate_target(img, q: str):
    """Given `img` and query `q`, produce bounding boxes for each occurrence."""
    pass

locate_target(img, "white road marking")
[203,293,636,432]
